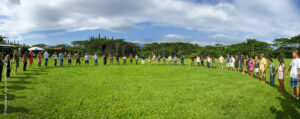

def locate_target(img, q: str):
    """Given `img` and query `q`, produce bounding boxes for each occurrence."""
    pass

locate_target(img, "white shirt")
[84,55,89,60]
[53,54,57,59]
[93,55,98,60]
[174,57,177,61]
[135,56,138,60]
[196,57,200,62]
[290,58,300,79]
[44,52,49,58]
[219,56,224,63]
[168,56,172,61]
[278,64,284,72]
[230,57,235,64]
[207,58,211,62]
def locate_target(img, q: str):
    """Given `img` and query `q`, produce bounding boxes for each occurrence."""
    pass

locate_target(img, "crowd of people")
[0,50,300,101]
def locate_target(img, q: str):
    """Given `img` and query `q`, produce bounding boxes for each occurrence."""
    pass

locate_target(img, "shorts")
[240,64,244,69]
[15,62,19,68]
[68,59,72,63]
[230,63,234,68]
[260,69,266,74]
[226,63,229,67]
[255,68,259,73]
[290,78,299,88]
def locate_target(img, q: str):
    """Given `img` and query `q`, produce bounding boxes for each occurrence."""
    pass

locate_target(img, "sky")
[0,0,300,46]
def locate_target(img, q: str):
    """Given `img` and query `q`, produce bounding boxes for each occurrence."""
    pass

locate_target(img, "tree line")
[1,33,300,58]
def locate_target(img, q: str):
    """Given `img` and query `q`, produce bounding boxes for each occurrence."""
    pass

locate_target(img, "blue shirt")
[142,56,145,60]
[59,53,64,59]
[226,57,230,63]
[163,57,166,61]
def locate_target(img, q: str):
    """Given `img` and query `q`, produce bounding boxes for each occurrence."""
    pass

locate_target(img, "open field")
[0,58,300,118]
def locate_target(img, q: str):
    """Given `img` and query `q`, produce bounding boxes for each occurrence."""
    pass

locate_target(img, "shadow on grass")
[0,104,29,114]
[265,79,300,118]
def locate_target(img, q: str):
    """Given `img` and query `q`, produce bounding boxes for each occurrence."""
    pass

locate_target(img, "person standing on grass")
[254,56,260,80]
[206,56,211,68]
[135,54,139,65]
[246,56,250,75]
[260,54,267,84]
[157,55,161,64]
[174,55,177,65]
[168,55,172,64]
[180,55,184,66]
[196,56,200,66]
[93,54,98,66]
[240,54,245,74]
[109,54,113,65]
[44,51,49,67]
[163,56,166,64]
[0,53,3,82]
[212,56,216,68]
[268,58,275,87]
[275,57,287,93]
[235,55,239,72]
[13,50,19,75]
[141,55,145,64]
[191,55,195,66]
[129,54,133,65]
[219,55,224,69]
[52,52,58,67]
[23,52,28,71]
[148,55,151,64]
[85,53,89,66]
[116,53,120,65]
[123,55,127,64]
[287,50,300,101]
[59,52,64,67]
[37,52,41,67]
[248,57,254,77]
[67,52,72,66]
[29,51,33,68]
[201,56,205,67]
[103,54,107,65]
[75,52,81,66]
[230,55,235,70]
[153,55,156,64]
[5,55,11,78]
[226,54,230,70]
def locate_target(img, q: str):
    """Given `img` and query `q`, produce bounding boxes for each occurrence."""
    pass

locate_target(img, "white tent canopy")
[28,47,45,51]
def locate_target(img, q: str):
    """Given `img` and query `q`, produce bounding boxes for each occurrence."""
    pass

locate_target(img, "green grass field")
[1,58,300,118]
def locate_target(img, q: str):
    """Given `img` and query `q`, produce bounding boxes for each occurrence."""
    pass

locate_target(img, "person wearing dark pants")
[53,52,58,67]
[23,52,28,71]
[0,53,3,82]
[5,55,11,78]
[44,51,49,67]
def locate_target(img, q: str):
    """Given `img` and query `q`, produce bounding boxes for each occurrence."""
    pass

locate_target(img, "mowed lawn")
[1,58,300,118]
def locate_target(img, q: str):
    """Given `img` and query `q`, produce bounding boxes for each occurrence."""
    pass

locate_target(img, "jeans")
[45,58,48,66]
[94,60,98,66]
[136,60,138,64]
[270,74,275,87]
[181,61,184,66]
[207,62,210,68]
[60,59,63,67]
[174,61,177,65]
[197,62,200,66]
[54,59,57,66]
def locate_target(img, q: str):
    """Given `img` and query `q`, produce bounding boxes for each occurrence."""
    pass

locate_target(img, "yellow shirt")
[260,58,267,71]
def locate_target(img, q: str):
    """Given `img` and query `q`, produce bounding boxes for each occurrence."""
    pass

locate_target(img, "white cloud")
[0,0,300,43]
